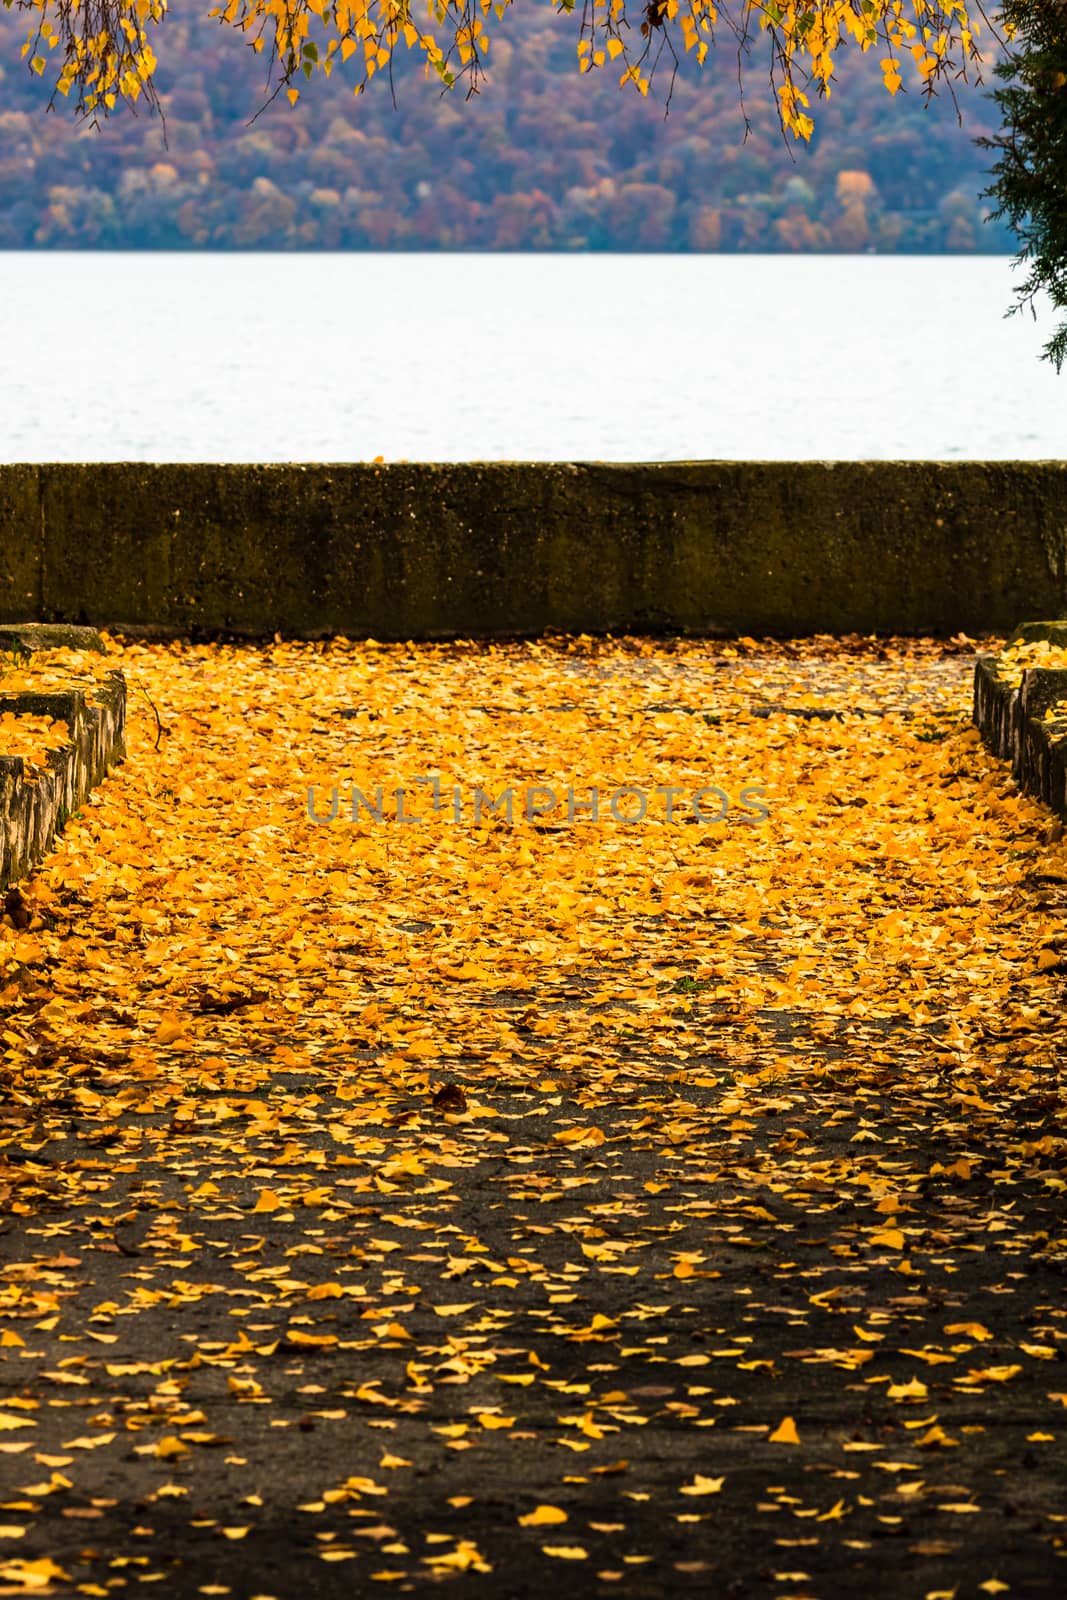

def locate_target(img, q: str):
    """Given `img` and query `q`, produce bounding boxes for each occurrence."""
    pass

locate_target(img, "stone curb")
[0,623,107,655]
[0,662,126,891]
[973,621,1067,819]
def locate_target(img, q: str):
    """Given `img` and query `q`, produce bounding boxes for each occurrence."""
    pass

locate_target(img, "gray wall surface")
[2,461,1065,637]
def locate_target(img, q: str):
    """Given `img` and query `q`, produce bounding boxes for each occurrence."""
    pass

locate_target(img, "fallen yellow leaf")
[0,1556,70,1588]
[868,1227,906,1250]
[518,1505,568,1527]
[552,1126,605,1148]
[886,1379,928,1402]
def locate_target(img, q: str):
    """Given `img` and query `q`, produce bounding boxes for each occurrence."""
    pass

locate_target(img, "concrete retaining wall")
[2,462,1067,638]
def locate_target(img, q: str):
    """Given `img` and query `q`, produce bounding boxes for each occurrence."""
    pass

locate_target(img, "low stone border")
[0,622,107,657]
[0,629,126,889]
[973,621,1067,819]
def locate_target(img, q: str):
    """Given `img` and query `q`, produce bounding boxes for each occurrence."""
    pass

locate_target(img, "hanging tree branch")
[3,0,998,143]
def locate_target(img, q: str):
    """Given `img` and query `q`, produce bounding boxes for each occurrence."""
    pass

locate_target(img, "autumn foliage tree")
[6,2,1065,369]
[4,0,992,136]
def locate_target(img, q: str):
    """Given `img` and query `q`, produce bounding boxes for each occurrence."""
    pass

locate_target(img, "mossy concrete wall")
[2,462,1066,638]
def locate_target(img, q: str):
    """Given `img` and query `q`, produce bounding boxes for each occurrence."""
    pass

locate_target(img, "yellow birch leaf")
[916,1425,958,1449]
[886,1378,928,1401]
[552,1125,605,1148]
[154,1010,188,1044]
[518,1505,568,1526]
[154,1436,189,1460]
[868,1228,906,1250]
[0,1557,69,1586]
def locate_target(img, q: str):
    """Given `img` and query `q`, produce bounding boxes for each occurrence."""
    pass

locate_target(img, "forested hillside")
[0,3,1016,252]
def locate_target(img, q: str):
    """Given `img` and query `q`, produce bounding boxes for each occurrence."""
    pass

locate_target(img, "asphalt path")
[1,636,1065,1599]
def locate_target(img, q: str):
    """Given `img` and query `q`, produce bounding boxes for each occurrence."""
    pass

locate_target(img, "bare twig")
[138,683,168,752]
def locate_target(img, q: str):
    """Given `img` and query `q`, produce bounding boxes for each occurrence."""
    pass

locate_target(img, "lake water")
[3,252,1064,461]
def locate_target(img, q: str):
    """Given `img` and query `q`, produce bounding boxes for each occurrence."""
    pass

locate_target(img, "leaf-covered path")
[1,635,1065,1599]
